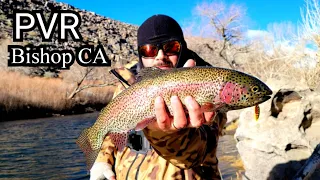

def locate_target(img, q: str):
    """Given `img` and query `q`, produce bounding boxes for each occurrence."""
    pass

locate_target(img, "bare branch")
[190,1,248,69]
[300,0,320,54]
[67,80,117,99]
[63,64,116,99]
[76,67,93,87]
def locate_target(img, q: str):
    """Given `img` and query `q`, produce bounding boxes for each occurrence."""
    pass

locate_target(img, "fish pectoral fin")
[135,117,156,131]
[201,102,215,112]
[200,102,224,112]
[109,132,129,152]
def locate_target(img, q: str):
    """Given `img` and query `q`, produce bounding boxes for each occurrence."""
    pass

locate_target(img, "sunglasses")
[138,41,181,58]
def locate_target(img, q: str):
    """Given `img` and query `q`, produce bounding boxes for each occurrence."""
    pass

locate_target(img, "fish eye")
[251,85,260,92]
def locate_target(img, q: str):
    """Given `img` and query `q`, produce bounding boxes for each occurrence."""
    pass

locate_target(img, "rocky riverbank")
[235,78,320,179]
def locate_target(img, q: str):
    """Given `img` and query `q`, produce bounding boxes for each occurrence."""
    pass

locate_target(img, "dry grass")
[186,36,320,89]
[241,55,320,89]
[302,65,320,89]
[242,58,301,81]
[0,71,70,111]
[0,70,115,117]
[76,81,116,105]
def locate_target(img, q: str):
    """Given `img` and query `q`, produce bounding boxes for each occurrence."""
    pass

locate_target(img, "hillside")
[0,0,139,76]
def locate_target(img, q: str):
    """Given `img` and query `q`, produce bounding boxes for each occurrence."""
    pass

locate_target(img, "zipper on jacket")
[126,154,138,180]
[135,154,147,180]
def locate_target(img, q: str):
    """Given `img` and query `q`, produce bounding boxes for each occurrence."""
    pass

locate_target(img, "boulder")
[235,78,320,180]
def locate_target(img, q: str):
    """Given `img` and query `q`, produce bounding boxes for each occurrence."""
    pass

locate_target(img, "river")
[0,113,241,180]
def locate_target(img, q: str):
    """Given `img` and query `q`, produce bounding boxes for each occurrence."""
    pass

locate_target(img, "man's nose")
[155,49,167,61]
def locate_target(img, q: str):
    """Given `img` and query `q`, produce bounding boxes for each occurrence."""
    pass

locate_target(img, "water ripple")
[0,113,97,180]
[0,112,240,179]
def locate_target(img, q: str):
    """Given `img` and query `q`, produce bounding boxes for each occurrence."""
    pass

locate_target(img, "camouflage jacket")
[94,65,227,180]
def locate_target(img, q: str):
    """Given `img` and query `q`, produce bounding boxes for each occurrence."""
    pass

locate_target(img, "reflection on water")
[217,134,242,179]
[0,113,240,180]
[0,113,97,180]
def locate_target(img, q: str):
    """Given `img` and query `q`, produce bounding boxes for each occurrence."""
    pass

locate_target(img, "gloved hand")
[90,162,116,180]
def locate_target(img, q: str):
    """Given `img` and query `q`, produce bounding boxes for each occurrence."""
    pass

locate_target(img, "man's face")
[139,41,181,69]
[141,50,178,69]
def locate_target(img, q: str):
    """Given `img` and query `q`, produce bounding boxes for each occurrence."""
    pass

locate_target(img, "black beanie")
[137,14,186,46]
[136,14,188,69]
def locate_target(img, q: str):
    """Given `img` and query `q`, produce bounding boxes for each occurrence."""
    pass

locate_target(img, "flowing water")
[0,113,241,180]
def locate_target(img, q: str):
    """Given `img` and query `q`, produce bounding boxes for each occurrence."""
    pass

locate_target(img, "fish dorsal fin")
[136,67,167,82]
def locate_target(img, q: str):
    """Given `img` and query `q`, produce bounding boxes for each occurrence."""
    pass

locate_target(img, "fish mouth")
[256,95,271,105]
[257,87,273,104]
[266,86,273,96]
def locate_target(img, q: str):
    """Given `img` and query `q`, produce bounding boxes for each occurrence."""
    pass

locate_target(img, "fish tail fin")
[76,127,102,170]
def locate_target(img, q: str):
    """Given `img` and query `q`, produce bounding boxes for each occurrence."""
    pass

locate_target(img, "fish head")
[219,71,273,110]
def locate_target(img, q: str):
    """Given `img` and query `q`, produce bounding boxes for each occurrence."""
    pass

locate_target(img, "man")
[90,14,227,180]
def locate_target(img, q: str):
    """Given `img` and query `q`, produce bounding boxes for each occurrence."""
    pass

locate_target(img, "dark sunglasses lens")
[139,45,158,57]
[163,41,181,55]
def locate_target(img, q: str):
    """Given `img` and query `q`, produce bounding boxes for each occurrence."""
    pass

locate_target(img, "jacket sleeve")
[143,112,227,169]
[94,135,117,165]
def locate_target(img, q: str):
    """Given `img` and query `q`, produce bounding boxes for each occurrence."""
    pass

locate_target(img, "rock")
[108,54,115,61]
[235,78,320,180]
[114,55,120,62]
[226,109,242,123]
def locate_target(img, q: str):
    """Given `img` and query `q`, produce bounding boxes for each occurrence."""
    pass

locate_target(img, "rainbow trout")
[76,67,272,169]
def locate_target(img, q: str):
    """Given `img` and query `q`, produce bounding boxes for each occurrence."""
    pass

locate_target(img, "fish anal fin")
[135,117,156,131]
